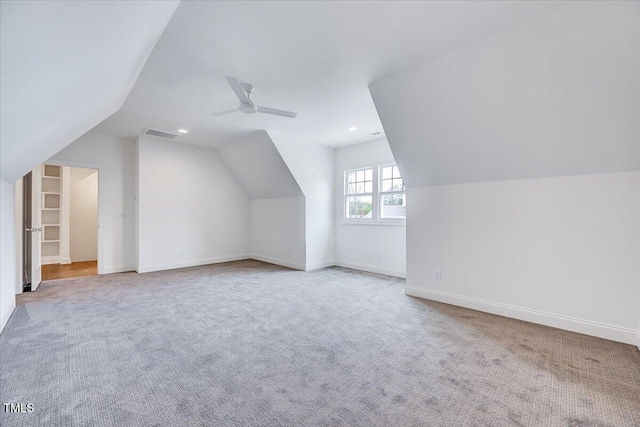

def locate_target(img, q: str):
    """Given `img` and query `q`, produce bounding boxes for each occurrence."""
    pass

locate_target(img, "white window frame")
[378,164,406,221]
[344,167,374,220]
[342,164,406,224]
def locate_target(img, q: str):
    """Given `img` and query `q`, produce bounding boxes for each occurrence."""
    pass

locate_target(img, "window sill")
[341,220,406,227]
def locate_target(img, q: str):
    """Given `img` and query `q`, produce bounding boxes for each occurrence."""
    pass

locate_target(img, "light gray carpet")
[1,260,639,426]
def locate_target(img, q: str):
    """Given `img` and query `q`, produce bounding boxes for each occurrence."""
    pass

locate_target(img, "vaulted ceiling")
[370,2,640,187]
[94,1,559,150]
[6,1,630,189]
[0,0,179,182]
[217,131,302,200]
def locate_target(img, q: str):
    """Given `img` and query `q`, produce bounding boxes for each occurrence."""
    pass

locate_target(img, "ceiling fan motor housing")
[240,82,255,94]
[215,76,296,117]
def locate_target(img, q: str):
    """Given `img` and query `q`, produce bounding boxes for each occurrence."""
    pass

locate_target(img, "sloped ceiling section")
[267,130,335,199]
[369,2,640,188]
[94,1,560,150]
[216,130,303,200]
[0,0,179,182]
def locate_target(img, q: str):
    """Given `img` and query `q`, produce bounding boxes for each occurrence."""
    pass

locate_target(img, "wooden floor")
[42,261,97,281]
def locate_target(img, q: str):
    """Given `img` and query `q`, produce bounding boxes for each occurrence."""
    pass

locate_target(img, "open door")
[29,166,42,291]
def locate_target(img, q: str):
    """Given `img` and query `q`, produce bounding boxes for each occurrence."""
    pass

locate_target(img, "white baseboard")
[0,299,16,335]
[249,253,305,271]
[405,286,639,346]
[100,264,136,274]
[41,255,60,265]
[60,257,72,265]
[306,259,335,271]
[335,259,406,278]
[636,332,640,351]
[137,254,250,274]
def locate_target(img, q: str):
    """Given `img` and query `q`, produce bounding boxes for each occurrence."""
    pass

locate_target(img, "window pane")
[365,182,373,193]
[382,166,392,179]
[380,193,406,219]
[392,166,400,178]
[392,178,404,191]
[346,196,373,219]
[348,182,368,195]
[345,168,373,195]
[381,179,393,192]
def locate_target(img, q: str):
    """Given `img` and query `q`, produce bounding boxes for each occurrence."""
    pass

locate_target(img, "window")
[343,164,406,222]
[379,165,406,219]
[345,168,373,219]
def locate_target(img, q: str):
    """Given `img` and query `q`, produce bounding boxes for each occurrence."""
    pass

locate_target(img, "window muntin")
[343,165,406,222]
[379,165,406,220]
[345,168,373,219]
[346,168,373,195]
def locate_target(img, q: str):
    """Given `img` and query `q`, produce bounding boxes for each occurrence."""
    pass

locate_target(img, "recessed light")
[348,126,357,131]
[178,129,188,134]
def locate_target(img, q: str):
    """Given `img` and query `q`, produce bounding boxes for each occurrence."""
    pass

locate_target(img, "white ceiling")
[217,131,302,199]
[95,1,560,150]
[371,2,640,187]
[0,0,179,182]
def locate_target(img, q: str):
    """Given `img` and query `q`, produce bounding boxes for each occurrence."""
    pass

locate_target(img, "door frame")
[14,177,24,295]
[44,159,104,274]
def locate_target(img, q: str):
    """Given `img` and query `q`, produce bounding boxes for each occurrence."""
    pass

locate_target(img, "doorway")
[43,165,98,280]
[19,165,98,284]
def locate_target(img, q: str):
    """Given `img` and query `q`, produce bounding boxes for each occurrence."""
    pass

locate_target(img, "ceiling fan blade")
[256,105,297,118]
[212,107,240,116]
[225,77,250,104]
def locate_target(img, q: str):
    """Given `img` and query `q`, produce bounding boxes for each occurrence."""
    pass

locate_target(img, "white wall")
[334,138,406,277]
[269,131,335,270]
[0,178,15,334]
[70,169,98,262]
[406,172,640,345]
[59,167,71,264]
[49,132,136,273]
[369,2,640,345]
[250,197,306,270]
[217,131,306,271]
[136,136,250,273]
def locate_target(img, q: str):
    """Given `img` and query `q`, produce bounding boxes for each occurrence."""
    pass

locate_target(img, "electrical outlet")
[434,269,442,280]
[377,252,382,260]
[114,213,125,219]
[179,248,185,255]
[368,251,373,259]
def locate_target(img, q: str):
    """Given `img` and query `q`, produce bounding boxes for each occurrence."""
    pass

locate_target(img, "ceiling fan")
[213,77,297,118]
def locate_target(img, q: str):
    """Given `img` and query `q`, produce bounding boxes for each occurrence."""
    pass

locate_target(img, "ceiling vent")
[142,128,178,140]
